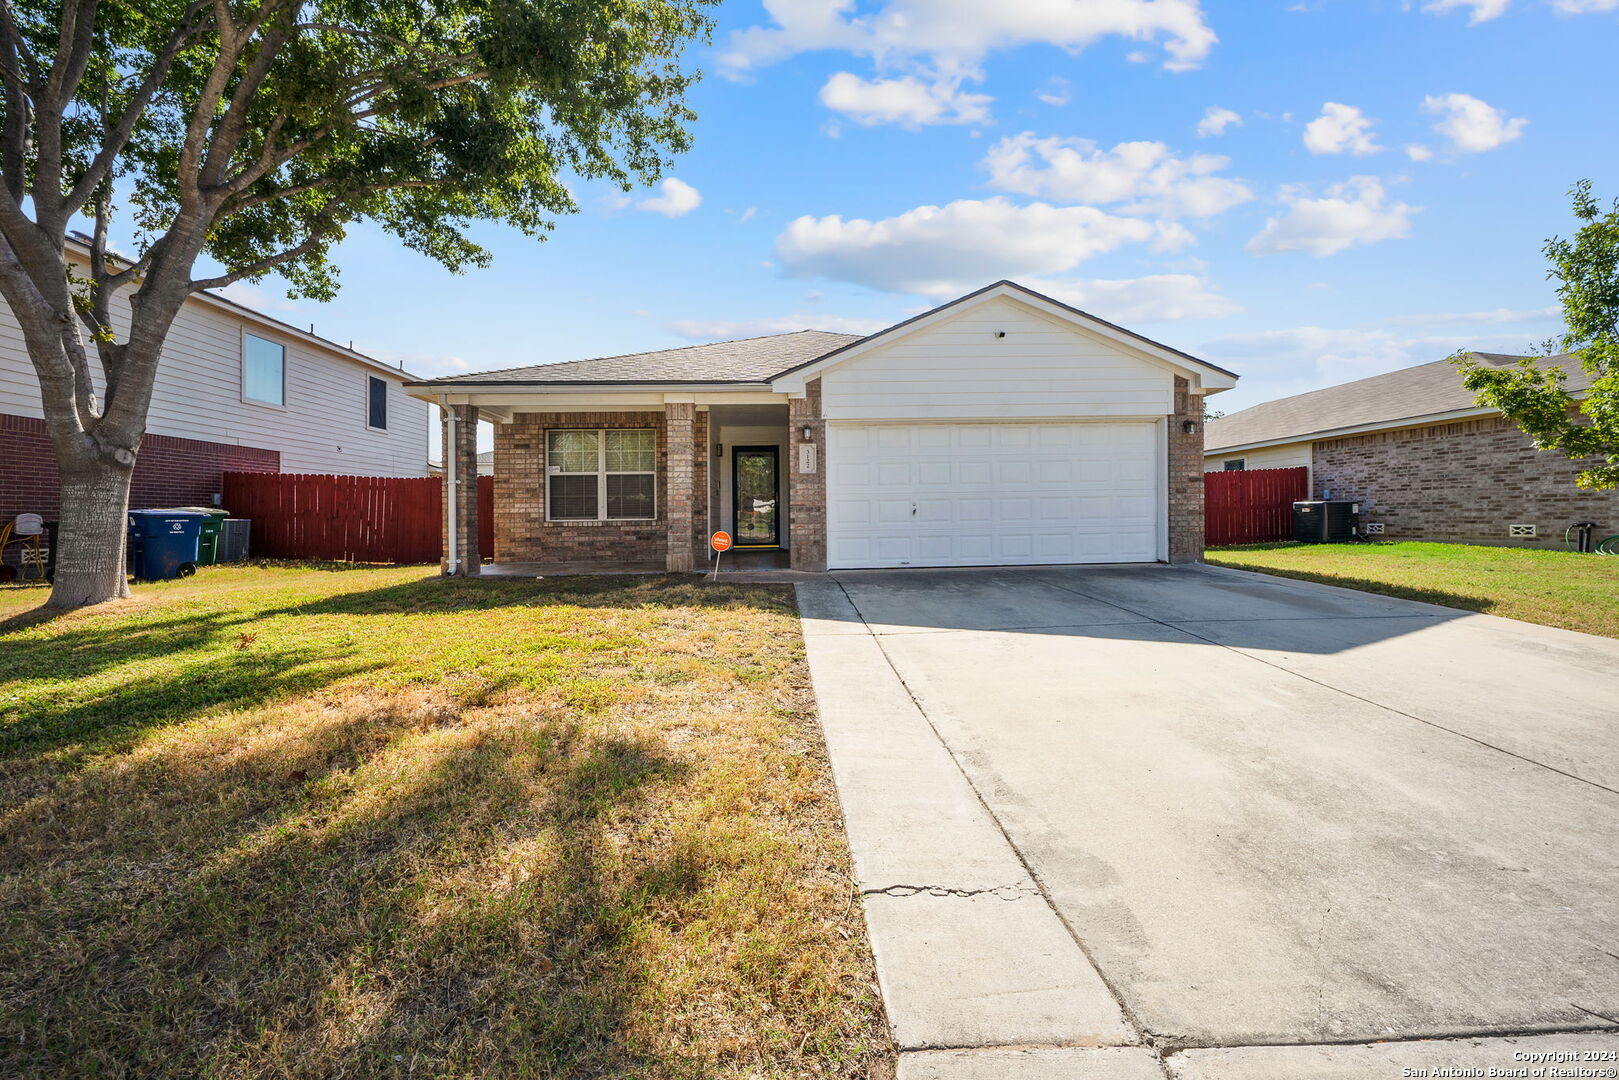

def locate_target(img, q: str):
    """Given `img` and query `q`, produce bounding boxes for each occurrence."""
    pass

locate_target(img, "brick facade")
[787,379,826,572]
[491,410,710,568]
[1312,414,1619,546]
[1168,377,1205,563]
[664,402,697,572]
[2,411,279,566]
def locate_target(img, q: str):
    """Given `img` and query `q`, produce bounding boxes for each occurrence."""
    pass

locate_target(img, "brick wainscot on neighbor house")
[1,238,429,563]
[406,280,1239,575]
[1205,351,1617,546]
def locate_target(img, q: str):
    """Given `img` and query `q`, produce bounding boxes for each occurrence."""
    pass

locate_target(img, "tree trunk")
[47,455,136,608]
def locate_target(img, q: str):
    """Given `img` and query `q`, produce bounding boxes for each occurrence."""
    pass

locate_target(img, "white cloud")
[1383,304,1559,326]
[1423,92,1527,153]
[1422,0,1511,21]
[721,0,1217,76]
[1246,177,1418,257]
[819,71,992,127]
[1423,0,1618,18]
[1023,274,1240,322]
[775,197,1193,297]
[1303,102,1381,156]
[1405,143,1433,161]
[216,280,302,313]
[1201,325,1540,412]
[666,313,889,340]
[1196,106,1242,137]
[369,348,469,378]
[636,177,702,217]
[1037,77,1071,107]
[983,133,1253,218]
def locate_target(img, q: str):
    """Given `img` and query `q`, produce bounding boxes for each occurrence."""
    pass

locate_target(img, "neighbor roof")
[406,330,863,387]
[1206,352,1591,452]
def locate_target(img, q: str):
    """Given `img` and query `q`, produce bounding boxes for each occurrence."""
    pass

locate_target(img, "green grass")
[0,565,890,1079]
[1206,541,1619,639]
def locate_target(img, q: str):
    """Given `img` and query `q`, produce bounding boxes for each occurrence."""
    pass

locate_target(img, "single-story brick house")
[1205,351,1616,546]
[405,281,1238,574]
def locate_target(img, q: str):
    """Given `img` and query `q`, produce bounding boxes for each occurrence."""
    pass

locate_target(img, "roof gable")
[770,280,1237,394]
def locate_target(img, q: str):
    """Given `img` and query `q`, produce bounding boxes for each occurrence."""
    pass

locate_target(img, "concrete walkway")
[796,564,1619,1078]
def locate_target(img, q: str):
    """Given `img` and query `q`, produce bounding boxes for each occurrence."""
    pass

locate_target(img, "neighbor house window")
[367,375,388,430]
[242,332,285,406]
[1223,459,1246,471]
[546,428,656,521]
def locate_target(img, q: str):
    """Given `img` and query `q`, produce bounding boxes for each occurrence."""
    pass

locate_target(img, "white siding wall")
[0,280,428,477]
[1207,442,1313,476]
[819,296,1175,421]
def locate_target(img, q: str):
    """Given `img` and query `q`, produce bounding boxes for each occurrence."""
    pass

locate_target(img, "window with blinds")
[546,429,656,521]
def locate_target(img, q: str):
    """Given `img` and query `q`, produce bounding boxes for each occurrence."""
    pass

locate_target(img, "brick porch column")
[788,379,827,572]
[664,401,697,572]
[1168,376,1205,564]
[441,402,481,576]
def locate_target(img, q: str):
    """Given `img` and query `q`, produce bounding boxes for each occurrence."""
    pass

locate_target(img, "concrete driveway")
[796,564,1619,1079]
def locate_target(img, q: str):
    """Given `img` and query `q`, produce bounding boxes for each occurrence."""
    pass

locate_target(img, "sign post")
[709,531,732,581]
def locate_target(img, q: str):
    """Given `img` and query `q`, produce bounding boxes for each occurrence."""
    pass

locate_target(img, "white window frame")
[545,428,657,522]
[365,374,389,432]
[241,329,287,409]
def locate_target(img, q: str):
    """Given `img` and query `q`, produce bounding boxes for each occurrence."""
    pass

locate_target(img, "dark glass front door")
[733,446,780,546]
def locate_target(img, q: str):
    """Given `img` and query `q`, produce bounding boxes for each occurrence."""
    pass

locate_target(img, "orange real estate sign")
[710,531,733,552]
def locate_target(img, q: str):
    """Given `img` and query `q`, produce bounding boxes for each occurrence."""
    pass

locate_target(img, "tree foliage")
[0,0,713,606]
[1456,180,1619,489]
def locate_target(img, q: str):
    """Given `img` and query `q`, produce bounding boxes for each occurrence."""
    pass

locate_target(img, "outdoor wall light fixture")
[800,424,814,442]
[714,443,723,458]
[1181,420,1198,434]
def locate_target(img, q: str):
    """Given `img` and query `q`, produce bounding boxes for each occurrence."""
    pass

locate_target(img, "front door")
[732,446,780,547]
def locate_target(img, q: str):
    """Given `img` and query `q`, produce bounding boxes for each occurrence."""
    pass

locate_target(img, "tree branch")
[32,0,100,223]
[187,229,329,292]
[62,4,215,219]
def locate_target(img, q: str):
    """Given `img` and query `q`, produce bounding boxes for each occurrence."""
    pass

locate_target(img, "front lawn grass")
[1206,540,1619,639]
[0,566,889,1079]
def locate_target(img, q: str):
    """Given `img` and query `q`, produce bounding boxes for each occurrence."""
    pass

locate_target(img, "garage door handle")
[911,502,917,515]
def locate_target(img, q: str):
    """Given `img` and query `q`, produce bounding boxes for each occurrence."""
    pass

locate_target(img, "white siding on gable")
[1207,442,1312,475]
[819,296,1175,421]
[0,280,428,477]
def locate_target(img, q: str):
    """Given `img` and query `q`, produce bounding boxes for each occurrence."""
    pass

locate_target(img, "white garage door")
[826,421,1161,569]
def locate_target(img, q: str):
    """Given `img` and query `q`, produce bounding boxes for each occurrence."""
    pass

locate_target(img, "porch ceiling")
[709,403,789,427]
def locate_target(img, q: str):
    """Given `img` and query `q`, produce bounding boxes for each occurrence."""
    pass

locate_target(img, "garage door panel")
[959,461,992,484]
[827,420,1162,569]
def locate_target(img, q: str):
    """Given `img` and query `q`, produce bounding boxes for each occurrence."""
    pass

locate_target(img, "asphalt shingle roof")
[410,330,864,386]
[1205,351,1591,452]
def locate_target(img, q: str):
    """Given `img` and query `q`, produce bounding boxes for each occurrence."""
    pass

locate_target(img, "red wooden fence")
[222,472,494,563]
[1204,466,1309,547]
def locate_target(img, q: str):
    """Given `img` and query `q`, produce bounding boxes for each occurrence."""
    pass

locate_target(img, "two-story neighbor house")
[2,244,428,536]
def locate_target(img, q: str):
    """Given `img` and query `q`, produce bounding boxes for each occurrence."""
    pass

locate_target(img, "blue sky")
[220,0,1618,439]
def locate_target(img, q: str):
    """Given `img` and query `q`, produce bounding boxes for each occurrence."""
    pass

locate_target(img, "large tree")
[0,0,712,608]
[1457,180,1619,490]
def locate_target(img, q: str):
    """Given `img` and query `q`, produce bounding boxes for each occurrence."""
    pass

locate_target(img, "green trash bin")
[155,507,230,565]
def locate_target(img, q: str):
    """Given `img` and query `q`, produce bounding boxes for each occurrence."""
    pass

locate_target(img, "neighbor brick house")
[406,280,1238,575]
[1205,352,1617,546]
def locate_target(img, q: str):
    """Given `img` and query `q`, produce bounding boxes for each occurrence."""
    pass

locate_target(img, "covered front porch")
[435,392,820,577]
